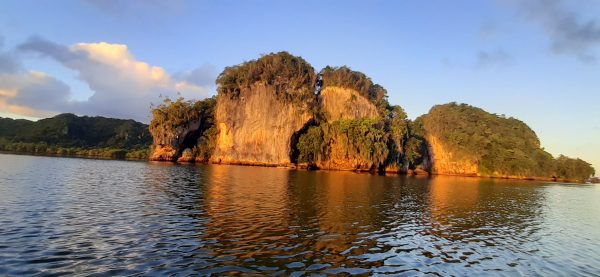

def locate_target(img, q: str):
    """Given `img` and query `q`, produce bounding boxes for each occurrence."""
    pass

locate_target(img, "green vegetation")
[0,114,151,159]
[403,120,429,170]
[297,67,427,172]
[320,66,390,114]
[296,68,429,172]
[149,97,215,141]
[0,138,150,159]
[419,102,595,181]
[327,119,389,165]
[384,105,409,168]
[216,51,317,103]
[555,155,595,182]
[192,125,218,161]
[296,118,389,167]
[149,96,217,160]
[295,125,325,164]
[0,113,150,148]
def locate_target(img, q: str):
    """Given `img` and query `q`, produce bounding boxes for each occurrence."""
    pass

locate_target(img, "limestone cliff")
[319,86,380,121]
[210,52,317,166]
[210,83,314,166]
[426,135,478,176]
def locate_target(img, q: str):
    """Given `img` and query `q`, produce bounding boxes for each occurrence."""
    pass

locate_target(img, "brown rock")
[319,86,380,121]
[149,145,178,161]
[210,83,314,166]
[426,135,478,176]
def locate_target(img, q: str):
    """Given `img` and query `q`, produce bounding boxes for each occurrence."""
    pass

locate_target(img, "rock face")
[426,135,478,176]
[210,83,314,166]
[149,120,201,161]
[319,87,380,121]
[150,145,178,161]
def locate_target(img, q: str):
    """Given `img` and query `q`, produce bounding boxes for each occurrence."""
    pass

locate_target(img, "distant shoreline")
[0,150,147,162]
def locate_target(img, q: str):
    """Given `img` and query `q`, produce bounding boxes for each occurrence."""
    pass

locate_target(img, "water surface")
[0,153,599,276]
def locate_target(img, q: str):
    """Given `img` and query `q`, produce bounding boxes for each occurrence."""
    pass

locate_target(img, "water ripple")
[1,154,599,276]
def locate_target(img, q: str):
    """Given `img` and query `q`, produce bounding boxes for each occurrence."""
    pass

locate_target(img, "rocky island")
[148,52,595,183]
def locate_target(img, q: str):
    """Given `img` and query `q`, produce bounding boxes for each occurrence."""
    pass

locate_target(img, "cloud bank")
[0,37,214,122]
[513,0,600,61]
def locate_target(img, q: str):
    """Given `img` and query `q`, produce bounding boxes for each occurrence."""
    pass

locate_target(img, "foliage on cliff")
[296,70,424,172]
[384,106,409,167]
[320,66,390,114]
[297,66,396,170]
[296,125,325,164]
[296,118,389,168]
[191,125,218,161]
[216,51,317,103]
[392,113,429,170]
[419,102,594,181]
[149,97,215,142]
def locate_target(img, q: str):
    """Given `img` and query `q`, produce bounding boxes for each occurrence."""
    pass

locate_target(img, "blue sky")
[0,0,599,173]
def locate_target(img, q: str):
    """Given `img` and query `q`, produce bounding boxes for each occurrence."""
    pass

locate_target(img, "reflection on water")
[0,153,599,275]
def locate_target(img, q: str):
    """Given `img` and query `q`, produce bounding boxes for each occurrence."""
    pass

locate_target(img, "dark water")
[0,154,599,276]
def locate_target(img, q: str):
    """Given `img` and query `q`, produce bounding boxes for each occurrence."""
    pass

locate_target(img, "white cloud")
[0,71,70,118]
[0,36,214,122]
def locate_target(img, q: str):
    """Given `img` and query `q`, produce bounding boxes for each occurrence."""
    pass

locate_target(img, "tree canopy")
[0,113,150,149]
[149,96,216,143]
[216,51,317,102]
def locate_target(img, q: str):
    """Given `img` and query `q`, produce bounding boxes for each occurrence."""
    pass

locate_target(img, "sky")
[0,0,599,173]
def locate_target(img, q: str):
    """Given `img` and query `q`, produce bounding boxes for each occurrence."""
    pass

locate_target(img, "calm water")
[0,154,599,276]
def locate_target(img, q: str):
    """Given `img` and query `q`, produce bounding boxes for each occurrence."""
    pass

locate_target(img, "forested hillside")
[0,113,151,159]
[417,103,594,182]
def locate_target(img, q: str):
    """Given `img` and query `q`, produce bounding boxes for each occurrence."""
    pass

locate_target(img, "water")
[0,153,599,276]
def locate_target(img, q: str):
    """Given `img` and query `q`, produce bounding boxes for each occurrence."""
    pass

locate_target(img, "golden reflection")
[202,165,292,259]
[427,176,484,241]
[428,176,481,220]
[426,176,545,242]
[312,171,387,254]
[201,166,391,263]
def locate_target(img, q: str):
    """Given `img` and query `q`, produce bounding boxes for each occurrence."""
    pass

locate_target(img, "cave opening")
[289,119,318,165]
[177,124,204,157]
